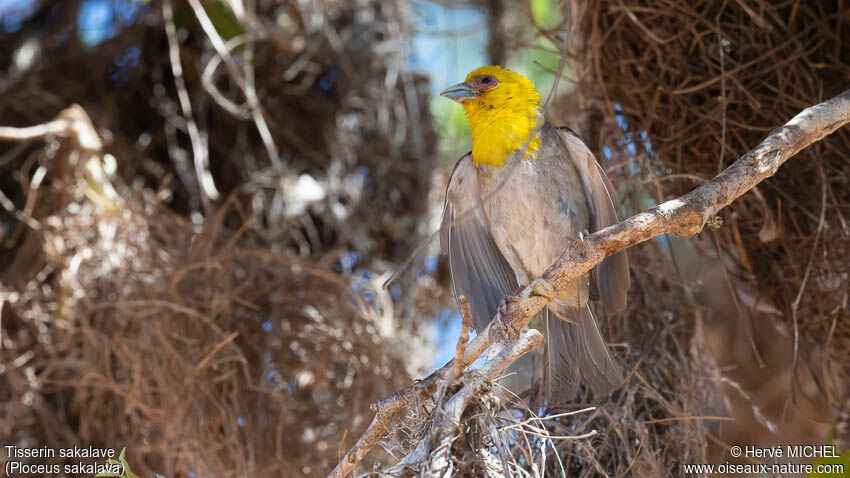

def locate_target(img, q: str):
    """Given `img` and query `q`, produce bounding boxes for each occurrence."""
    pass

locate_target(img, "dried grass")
[568,0,850,386]
[566,0,850,461]
[1,1,435,476]
[2,178,411,476]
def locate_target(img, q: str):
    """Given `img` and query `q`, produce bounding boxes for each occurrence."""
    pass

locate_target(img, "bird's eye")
[478,75,498,89]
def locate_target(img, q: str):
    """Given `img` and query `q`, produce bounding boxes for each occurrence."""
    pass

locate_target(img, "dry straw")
[1,1,435,477]
[568,0,850,458]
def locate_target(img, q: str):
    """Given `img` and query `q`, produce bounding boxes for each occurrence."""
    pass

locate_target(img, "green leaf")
[204,0,244,41]
[529,0,563,30]
[95,447,140,478]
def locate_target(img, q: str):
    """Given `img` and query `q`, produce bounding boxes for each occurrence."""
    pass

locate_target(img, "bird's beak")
[440,82,476,102]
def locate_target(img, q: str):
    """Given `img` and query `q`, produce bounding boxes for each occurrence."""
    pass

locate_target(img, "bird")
[439,65,630,399]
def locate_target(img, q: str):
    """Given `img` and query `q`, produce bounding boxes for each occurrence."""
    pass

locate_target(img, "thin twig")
[163,0,219,201]
[777,156,828,442]
[510,428,598,441]
[0,105,102,152]
[454,296,472,379]
[0,119,68,142]
[716,0,729,174]
[185,0,281,169]
[499,407,596,431]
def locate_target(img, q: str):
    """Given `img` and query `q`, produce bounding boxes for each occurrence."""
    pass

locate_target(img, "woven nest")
[0,0,435,264]
[568,0,850,409]
[2,182,410,476]
[0,1,436,476]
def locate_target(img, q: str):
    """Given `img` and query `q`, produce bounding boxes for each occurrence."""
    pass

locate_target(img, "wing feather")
[557,127,630,315]
[441,154,518,331]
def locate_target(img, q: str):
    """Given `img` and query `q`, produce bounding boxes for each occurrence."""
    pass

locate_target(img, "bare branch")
[0,105,103,153]
[426,330,543,475]
[388,329,544,476]
[328,89,850,477]
[496,88,850,340]
[328,317,497,478]
[0,120,67,143]
[454,296,472,379]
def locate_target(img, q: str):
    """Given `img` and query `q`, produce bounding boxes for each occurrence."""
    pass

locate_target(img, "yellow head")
[440,66,542,167]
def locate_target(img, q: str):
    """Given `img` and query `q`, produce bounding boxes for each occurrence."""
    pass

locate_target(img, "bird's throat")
[467,108,542,168]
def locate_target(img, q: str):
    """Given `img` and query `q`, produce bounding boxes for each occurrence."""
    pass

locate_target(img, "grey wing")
[557,127,630,315]
[441,154,518,331]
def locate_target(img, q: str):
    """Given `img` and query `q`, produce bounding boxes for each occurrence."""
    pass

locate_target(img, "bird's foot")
[496,286,525,341]
[496,280,556,341]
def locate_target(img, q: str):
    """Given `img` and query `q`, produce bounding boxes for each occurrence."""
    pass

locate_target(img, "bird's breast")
[478,144,590,283]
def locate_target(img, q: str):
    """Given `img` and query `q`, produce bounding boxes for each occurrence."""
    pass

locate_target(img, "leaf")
[204,0,244,41]
[95,447,140,478]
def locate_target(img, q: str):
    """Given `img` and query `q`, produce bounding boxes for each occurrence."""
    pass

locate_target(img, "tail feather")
[546,304,622,400]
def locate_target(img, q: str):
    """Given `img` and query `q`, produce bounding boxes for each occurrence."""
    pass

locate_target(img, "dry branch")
[0,105,102,153]
[420,330,543,476]
[453,296,472,379]
[328,315,498,478]
[329,89,850,477]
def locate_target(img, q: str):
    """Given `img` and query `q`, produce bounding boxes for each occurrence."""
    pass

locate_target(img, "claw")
[494,280,555,341]
[496,297,521,340]
[495,286,524,341]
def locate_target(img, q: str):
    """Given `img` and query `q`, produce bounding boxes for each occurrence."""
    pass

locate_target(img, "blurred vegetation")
[0,0,437,476]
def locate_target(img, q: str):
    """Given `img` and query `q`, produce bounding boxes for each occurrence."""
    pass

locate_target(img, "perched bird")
[440,65,629,398]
